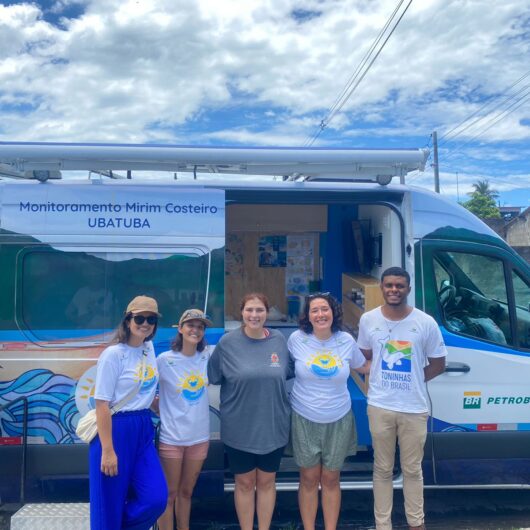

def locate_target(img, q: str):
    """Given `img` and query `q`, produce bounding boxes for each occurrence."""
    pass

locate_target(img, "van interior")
[224,195,403,333]
[222,191,404,482]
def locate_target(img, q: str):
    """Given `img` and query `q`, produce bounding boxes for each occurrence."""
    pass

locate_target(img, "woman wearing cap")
[89,295,167,530]
[156,309,212,530]
[208,293,291,530]
[288,293,370,530]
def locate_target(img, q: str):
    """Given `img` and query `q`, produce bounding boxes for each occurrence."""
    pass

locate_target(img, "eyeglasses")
[306,292,331,300]
[132,315,158,325]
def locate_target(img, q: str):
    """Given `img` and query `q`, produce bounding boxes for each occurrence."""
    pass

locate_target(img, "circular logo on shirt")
[179,372,206,403]
[308,353,339,378]
[135,362,158,392]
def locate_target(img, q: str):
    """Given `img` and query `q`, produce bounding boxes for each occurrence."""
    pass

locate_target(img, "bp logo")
[463,391,481,409]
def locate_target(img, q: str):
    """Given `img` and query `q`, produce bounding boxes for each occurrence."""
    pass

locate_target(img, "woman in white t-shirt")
[156,309,212,530]
[288,293,370,530]
[90,295,167,530]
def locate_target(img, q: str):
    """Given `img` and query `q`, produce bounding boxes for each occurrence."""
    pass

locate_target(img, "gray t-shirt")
[207,327,291,454]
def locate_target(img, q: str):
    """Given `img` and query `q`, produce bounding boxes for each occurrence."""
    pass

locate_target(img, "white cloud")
[205,129,305,146]
[0,0,529,204]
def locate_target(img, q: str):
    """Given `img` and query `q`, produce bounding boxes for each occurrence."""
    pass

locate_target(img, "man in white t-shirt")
[357,267,447,530]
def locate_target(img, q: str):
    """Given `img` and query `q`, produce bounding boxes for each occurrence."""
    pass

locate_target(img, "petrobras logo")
[463,391,481,409]
[486,396,530,405]
[458,392,530,409]
[463,392,530,409]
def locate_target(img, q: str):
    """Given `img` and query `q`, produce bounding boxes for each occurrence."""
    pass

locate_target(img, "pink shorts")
[158,441,209,460]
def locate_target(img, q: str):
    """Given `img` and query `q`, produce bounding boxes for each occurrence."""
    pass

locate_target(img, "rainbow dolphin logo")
[382,340,412,372]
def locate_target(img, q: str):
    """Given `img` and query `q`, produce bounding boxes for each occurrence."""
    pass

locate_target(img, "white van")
[0,143,529,502]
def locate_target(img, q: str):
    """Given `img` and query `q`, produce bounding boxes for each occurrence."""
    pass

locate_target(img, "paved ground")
[187,490,530,529]
[2,490,530,529]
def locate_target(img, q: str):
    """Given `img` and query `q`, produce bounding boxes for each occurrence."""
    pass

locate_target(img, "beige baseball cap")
[126,295,161,316]
[174,308,212,328]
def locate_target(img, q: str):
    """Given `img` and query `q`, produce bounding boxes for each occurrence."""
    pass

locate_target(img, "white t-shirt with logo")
[357,307,447,414]
[157,349,210,446]
[288,330,365,423]
[94,341,158,411]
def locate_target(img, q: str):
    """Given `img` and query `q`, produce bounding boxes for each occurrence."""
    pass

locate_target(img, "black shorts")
[224,444,285,475]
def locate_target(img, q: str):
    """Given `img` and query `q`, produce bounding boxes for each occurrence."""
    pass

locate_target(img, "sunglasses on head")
[131,315,158,325]
[182,310,209,320]
[306,291,331,301]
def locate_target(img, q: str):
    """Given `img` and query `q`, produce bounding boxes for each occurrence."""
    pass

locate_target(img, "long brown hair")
[113,313,158,344]
[171,325,207,352]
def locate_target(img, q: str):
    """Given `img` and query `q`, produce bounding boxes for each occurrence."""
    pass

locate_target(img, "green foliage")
[463,178,501,218]
[468,179,499,200]
[463,193,501,218]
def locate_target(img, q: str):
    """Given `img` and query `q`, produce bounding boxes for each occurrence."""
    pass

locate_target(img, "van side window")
[512,270,530,349]
[19,249,210,342]
[434,251,512,346]
[433,259,450,289]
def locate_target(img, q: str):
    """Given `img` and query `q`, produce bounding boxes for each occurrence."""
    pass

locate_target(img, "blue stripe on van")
[432,416,530,433]
[440,326,530,357]
[0,328,225,346]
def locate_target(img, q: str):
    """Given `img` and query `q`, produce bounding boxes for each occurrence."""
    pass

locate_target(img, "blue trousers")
[89,409,168,530]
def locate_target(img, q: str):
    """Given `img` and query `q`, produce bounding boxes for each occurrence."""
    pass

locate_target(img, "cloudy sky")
[1,0,529,206]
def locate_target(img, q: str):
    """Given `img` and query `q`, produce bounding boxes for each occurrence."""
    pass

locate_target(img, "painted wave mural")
[0,369,80,444]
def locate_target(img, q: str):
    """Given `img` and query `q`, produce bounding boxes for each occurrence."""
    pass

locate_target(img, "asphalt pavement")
[2,490,530,529]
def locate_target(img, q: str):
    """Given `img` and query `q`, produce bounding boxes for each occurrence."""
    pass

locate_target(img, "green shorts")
[290,409,357,471]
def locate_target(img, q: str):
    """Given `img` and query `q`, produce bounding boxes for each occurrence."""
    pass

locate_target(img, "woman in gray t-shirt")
[208,292,291,530]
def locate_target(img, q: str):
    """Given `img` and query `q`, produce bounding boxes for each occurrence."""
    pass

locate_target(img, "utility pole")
[432,131,440,193]
[456,172,460,203]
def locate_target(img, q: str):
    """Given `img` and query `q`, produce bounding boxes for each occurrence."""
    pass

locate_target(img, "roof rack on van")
[0,142,429,185]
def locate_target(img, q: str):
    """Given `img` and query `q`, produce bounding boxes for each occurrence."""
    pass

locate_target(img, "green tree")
[463,178,501,218]
[463,193,501,218]
[468,179,499,200]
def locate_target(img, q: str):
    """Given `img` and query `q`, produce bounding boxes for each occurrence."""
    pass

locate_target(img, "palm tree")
[468,179,499,200]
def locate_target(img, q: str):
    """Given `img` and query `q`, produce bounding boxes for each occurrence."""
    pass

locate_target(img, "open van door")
[419,235,530,486]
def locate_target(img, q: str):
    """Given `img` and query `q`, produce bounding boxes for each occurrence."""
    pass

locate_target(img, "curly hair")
[299,293,343,334]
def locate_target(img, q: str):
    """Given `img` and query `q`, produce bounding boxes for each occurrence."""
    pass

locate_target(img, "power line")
[453,174,526,193]
[420,71,530,191]
[407,164,524,198]
[304,0,413,146]
[318,0,406,127]
[439,69,530,145]
[443,86,530,162]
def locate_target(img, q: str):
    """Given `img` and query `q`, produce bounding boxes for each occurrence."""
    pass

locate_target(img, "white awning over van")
[0,142,429,184]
